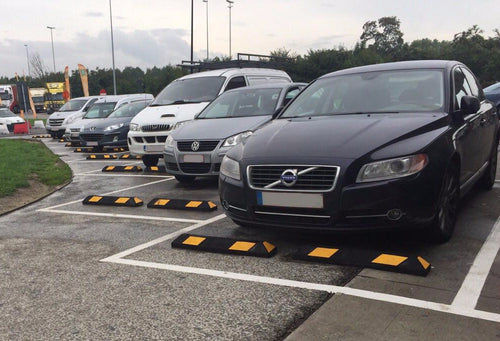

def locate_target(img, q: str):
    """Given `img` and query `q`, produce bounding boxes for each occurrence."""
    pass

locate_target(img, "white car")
[46,96,104,138]
[128,68,292,166]
[0,106,24,132]
[65,94,153,145]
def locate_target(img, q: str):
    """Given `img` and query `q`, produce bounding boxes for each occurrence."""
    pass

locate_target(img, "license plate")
[71,133,79,137]
[183,154,204,163]
[145,145,164,152]
[257,191,323,209]
[87,141,98,146]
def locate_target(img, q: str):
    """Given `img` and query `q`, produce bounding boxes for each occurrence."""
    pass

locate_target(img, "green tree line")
[1,17,499,97]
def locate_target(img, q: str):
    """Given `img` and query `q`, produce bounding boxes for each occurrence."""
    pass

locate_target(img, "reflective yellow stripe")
[208,202,217,209]
[155,199,170,206]
[372,254,408,266]
[229,241,256,252]
[151,166,158,171]
[308,247,338,258]
[88,196,102,203]
[124,166,133,170]
[104,155,110,159]
[418,256,430,269]
[122,154,129,158]
[185,201,202,208]
[134,197,143,204]
[115,197,130,204]
[262,241,276,253]
[183,236,206,246]
[106,166,115,171]
[90,155,96,159]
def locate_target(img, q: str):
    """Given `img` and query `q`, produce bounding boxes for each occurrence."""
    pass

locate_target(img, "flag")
[78,64,89,97]
[64,66,71,100]
[28,87,37,119]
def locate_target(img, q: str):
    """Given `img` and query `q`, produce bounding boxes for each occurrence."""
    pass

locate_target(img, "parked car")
[128,68,292,167]
[484,82,500,114]
[0,106,25,132]
[79,100,151,149]
[219,60,499,242]
[65,94,153,145]
[164,82,306,183]
[46,96,104,138]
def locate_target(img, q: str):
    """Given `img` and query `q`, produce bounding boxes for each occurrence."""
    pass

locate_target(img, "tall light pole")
[109,0,117,95]
[46,26,56,73]
[190,0,194,67]
[24,44,31,78]
[203,0,209,60]
[226,0,234,59]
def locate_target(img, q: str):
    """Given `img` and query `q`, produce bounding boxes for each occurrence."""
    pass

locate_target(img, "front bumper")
[80,129,128,148]
[163,144,228,177]
[127,130,170,156]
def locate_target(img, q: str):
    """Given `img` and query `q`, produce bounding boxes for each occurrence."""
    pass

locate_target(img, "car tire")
[427,164,460,243]
[479,140,498,190]
[142,155,159,167]
[174,175,196,184]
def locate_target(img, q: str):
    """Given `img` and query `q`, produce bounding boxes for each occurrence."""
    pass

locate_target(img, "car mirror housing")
[460,95,480,116]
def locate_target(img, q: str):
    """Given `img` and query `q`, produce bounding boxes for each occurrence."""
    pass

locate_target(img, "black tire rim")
[437,171,459,234]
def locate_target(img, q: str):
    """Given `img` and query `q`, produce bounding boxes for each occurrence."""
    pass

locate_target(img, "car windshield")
[0,109,16,117]
[58,99,88,112]
[151,76,225,106]
[84,102,117,118]
[281,69,445,118]
[0,92,11,100]
[48,93,64,101]
[32,96,44,103]
[198,88,282,119]
[484,82,500,93]
[108,101,150,118]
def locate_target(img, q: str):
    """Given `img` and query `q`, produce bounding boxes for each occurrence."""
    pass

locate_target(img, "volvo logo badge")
[191,141,200,151]
[280,169,298,187]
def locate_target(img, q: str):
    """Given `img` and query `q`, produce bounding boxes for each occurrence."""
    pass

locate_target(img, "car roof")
[70,95,105,101]
[93,94,153,103]
[179,68,290,80]
[320,60,461,79]
[225,82,307,93]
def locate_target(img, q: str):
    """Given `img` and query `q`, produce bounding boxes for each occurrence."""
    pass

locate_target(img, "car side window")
[224,76,247,91]
[453,68,472,111]
[460,67,482,99]
[283,88,301,106]
[83,98,98,111]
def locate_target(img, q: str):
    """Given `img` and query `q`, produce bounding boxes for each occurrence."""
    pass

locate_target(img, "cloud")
[84,11,104,18]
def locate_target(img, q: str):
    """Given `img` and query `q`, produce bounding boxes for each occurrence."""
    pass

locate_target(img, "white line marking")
[75,161,143,175]
[101,214,226,261]
[105,258,500,323]
[74,173,172,178]
[41,209,204,224]
[66,158,89,163]
[452,215,500,310]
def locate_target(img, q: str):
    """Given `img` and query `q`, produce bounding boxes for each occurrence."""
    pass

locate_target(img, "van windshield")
[0,92,12,100]
[151,76,225,106]
[59,99,88,112]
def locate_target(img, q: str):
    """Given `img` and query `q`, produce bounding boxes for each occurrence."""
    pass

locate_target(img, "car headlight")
[129,123,140,131]
[356,154,428,183]
[104,123,125,131]
[165,135,175,148]
[220,156,241,180]
[80,126,85,132]
[222,131,253,148]
[173,120,190,130]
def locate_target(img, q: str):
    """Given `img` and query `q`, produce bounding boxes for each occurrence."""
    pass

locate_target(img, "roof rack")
[179,53,295,73]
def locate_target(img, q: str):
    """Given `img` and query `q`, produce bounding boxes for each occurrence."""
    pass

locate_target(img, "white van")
[46,96,105,138]
[65,94,154,144]
[128,68,291,166]
[0,85,14,109]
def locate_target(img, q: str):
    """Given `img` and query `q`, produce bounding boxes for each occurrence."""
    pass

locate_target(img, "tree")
[30,52,48,80]
[360,16,404,58]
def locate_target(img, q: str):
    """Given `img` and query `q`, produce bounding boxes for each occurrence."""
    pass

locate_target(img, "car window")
[107,101,150,118]
[84,102,117,118]
[58,99,88,112]
[151,76,226,105]
[484,82,500,93]
[0,109,16,117]
[0,92,12,100]
[224,76,247,91]
[283,88,301,106]
[460,67,481,98]
[83,98,99,112]
[454,68,473,111]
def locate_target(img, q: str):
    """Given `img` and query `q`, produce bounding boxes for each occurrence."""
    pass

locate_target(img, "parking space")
[0,137,498,339]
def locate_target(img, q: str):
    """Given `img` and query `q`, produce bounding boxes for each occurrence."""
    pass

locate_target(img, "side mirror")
[460,95,480,115]
[272,106,284,119]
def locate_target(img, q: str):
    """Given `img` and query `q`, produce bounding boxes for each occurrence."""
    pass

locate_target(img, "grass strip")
[0,139,71,197]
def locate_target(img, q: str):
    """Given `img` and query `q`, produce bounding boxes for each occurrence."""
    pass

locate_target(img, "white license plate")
[183,154,204,163]
[145,145,164,152]
[257,191,323,209]
[71,133,79,137]
[87,141,98,146]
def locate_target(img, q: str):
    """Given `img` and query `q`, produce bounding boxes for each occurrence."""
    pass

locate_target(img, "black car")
[219,60,499,242]
[484,82,500,112]
[80,100,151,149]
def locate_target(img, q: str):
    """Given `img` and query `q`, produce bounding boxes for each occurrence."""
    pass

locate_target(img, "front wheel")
[142,155,159,167]
[174,175,196,184]
[427,164,460,243]
[479,139,498,190]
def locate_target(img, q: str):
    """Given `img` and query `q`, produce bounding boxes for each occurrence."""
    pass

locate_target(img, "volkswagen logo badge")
[191,141,200,151]
[280,169,298,187]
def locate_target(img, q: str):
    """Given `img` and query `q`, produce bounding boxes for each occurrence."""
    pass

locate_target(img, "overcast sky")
[1,0,499,77]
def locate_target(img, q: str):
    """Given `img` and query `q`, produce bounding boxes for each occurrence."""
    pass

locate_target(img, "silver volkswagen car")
[163,83,306,183]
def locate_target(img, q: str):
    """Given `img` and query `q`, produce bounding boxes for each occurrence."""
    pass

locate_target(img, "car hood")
[240,113,449,161]
[172,116,272,140]
[49,110,79,119]
[0,116,24,124]
[130,102,210,126]
[82,117,132,130]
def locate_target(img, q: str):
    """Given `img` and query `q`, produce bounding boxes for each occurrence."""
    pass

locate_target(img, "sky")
[0,0,499,77]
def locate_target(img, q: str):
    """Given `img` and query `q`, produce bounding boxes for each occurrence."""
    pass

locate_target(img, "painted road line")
[74,173,172,178]
[452,215,500,310]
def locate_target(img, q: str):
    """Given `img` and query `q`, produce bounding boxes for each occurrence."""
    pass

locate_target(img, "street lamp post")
[46,26,56,73]
[109,0,117,95]
[24,44,31,78]
[226,0,234,59]
[190,0,194,67]
[203,0,209,60]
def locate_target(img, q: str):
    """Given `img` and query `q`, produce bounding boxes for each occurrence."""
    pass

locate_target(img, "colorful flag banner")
[78,64,89,97]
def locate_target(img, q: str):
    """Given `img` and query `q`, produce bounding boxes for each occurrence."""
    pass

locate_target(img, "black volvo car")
[219,60,499,242]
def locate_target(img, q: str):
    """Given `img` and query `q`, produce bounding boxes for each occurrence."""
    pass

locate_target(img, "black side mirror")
[460,95,480,115]
[272,106,284,119]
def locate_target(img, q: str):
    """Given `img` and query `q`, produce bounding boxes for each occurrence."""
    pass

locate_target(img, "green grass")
[0,139,72,197]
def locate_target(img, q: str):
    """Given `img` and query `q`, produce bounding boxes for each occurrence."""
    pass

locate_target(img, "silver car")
[163,83,306,183]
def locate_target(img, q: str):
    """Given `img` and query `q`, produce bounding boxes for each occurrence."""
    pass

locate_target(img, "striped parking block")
[102,165,143,172]
[172,233,276,258]
[74,147,95,153]
[104,147,127,152]
[58,139,65,142]
[82,195,143,207]
[147,198,217,212]
[293,246,431,276]
[86,154,118,160]
[119,154,142,159]
[144,166,167,173]
[31,135,51,139]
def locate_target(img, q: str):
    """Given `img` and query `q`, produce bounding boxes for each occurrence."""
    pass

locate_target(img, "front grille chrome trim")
[247,164,340,193]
